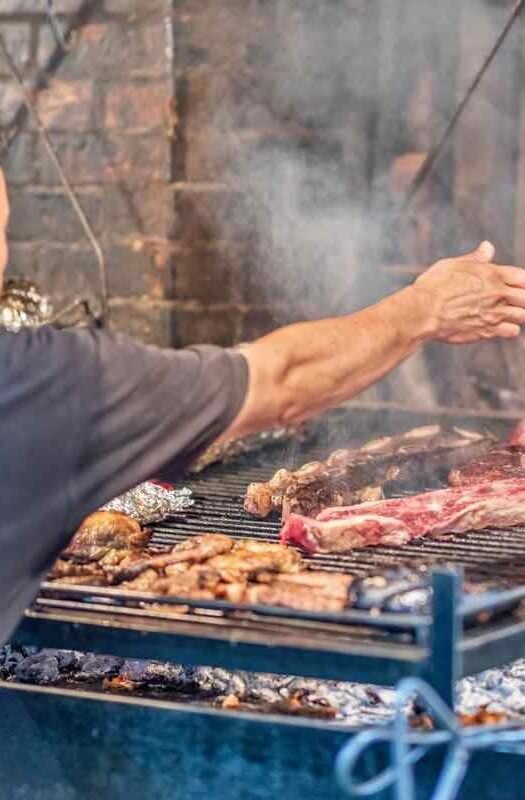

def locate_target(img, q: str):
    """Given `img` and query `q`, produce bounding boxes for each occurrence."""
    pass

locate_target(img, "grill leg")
[424,568,462,709]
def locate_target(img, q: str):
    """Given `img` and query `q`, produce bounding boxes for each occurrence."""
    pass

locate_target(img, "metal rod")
[0,32,109,327]
[426,569,462,708]
[402,0,525,215]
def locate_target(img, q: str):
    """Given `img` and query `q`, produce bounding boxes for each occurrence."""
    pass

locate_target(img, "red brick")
[101,183,173,237]
[105,241,172,299]
[105,82,168,131]
[172,307,240,347]
[37,133,169,184]
[239,308,277,342]
[3,135,36,185]
[52,22,167,79]
[8,188,103,242]
[36,81,94,131]
[172,188,254,243]
[109,299,173,346]
[172,243,243,303]
[0,23,32,77]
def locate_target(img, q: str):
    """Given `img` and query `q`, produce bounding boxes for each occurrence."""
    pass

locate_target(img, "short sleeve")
[73,330,249,516]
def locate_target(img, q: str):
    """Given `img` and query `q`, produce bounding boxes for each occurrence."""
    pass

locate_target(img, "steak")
[280,478,525,554]
[245,425,494,520]
[449,447,525,487]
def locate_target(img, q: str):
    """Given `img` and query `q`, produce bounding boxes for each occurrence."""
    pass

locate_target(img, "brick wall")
[2,0,525,411]
[1,0,175,344]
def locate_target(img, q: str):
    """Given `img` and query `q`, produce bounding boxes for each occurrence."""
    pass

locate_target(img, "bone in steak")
[280,478,525,553]
[245,425,493,520]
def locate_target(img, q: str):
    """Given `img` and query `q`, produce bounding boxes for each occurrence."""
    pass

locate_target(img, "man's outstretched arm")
[227,242,525,439]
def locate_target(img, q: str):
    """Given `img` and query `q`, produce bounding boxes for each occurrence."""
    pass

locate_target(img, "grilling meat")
[449,447,525,487]
[245,571,353,612]
[62,511,150,562]
[281,478,525,554]
[245,425,493,520]
[107,533,234,583]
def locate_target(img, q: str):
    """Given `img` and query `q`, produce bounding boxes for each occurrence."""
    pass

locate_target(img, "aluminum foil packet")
[0,279,53,332]
[102,482,194,525]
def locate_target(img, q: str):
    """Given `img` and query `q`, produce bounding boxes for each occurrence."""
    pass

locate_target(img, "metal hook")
[336,677,525,800]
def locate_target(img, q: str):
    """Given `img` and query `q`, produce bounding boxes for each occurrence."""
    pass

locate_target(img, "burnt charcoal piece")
[0,646,24,678]
[40,649,83,673]
[15,654,61,685]
[76,654,124,682]
[120,660,196,691]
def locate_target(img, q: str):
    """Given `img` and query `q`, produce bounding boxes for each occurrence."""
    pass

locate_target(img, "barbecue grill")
[3,405,525,799]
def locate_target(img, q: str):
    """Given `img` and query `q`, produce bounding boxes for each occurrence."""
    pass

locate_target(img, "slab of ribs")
[245,425,495,520]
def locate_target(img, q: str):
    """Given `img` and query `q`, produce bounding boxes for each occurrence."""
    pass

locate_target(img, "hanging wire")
[47,0,73,51]
[0,31,108,327]
[401,0,525,218]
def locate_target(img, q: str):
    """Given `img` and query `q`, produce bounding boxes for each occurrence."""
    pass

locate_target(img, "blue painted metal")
[336,677,525,800]
[425,569,462,707]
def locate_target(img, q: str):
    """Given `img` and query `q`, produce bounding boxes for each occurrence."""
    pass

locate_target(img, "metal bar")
[15,613,427,686]
[425,570,462,707]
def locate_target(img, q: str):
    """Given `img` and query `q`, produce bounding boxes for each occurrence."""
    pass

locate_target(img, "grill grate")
[35,428,525,637]
[150,451,525,586]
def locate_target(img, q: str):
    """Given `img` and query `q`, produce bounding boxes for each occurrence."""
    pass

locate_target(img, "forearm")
[227,284,433,439]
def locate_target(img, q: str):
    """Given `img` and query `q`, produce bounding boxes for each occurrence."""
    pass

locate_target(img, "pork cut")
[280,478,525,554]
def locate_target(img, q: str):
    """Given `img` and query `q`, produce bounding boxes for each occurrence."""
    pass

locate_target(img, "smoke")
[203,0,525,410]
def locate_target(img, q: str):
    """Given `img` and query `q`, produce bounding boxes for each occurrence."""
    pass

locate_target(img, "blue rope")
[336,678,525,800]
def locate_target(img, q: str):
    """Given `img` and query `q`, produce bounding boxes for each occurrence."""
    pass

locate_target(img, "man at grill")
[2,165,525,642]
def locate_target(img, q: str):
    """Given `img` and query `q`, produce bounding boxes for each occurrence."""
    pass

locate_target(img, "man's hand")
[413,241,525,344]
[224,241,525,440]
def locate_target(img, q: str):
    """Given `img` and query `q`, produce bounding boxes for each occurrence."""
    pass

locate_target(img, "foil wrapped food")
[0,279,53,331]
[102,482,193,524]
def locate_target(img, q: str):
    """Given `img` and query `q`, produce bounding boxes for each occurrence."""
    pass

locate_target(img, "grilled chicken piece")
[244,582,349,612]
[62,511,150,562]
[108,534,234,584]
[205,542,301,581]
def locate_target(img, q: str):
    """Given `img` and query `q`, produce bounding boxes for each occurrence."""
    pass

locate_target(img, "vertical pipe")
[426,568,462,709]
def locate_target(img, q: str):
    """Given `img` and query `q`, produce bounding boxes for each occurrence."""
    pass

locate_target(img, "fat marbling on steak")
[280,478,525,554]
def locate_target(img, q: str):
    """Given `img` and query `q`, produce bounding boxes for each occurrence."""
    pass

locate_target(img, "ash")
[1,644,524,724]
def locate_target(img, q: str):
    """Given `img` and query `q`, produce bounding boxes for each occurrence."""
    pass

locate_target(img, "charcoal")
[15,654,61,685]
[0,647,24,678]
[193,667,248,699]
[40,649,83,673]
[120,660,196,690]
[76,654,124,682]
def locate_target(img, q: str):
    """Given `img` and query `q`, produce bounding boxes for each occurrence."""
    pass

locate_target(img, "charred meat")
[62,511,150,562]
[245,425,493,520]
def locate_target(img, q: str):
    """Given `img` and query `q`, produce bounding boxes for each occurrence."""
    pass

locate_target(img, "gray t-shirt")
[0,325,248,644]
